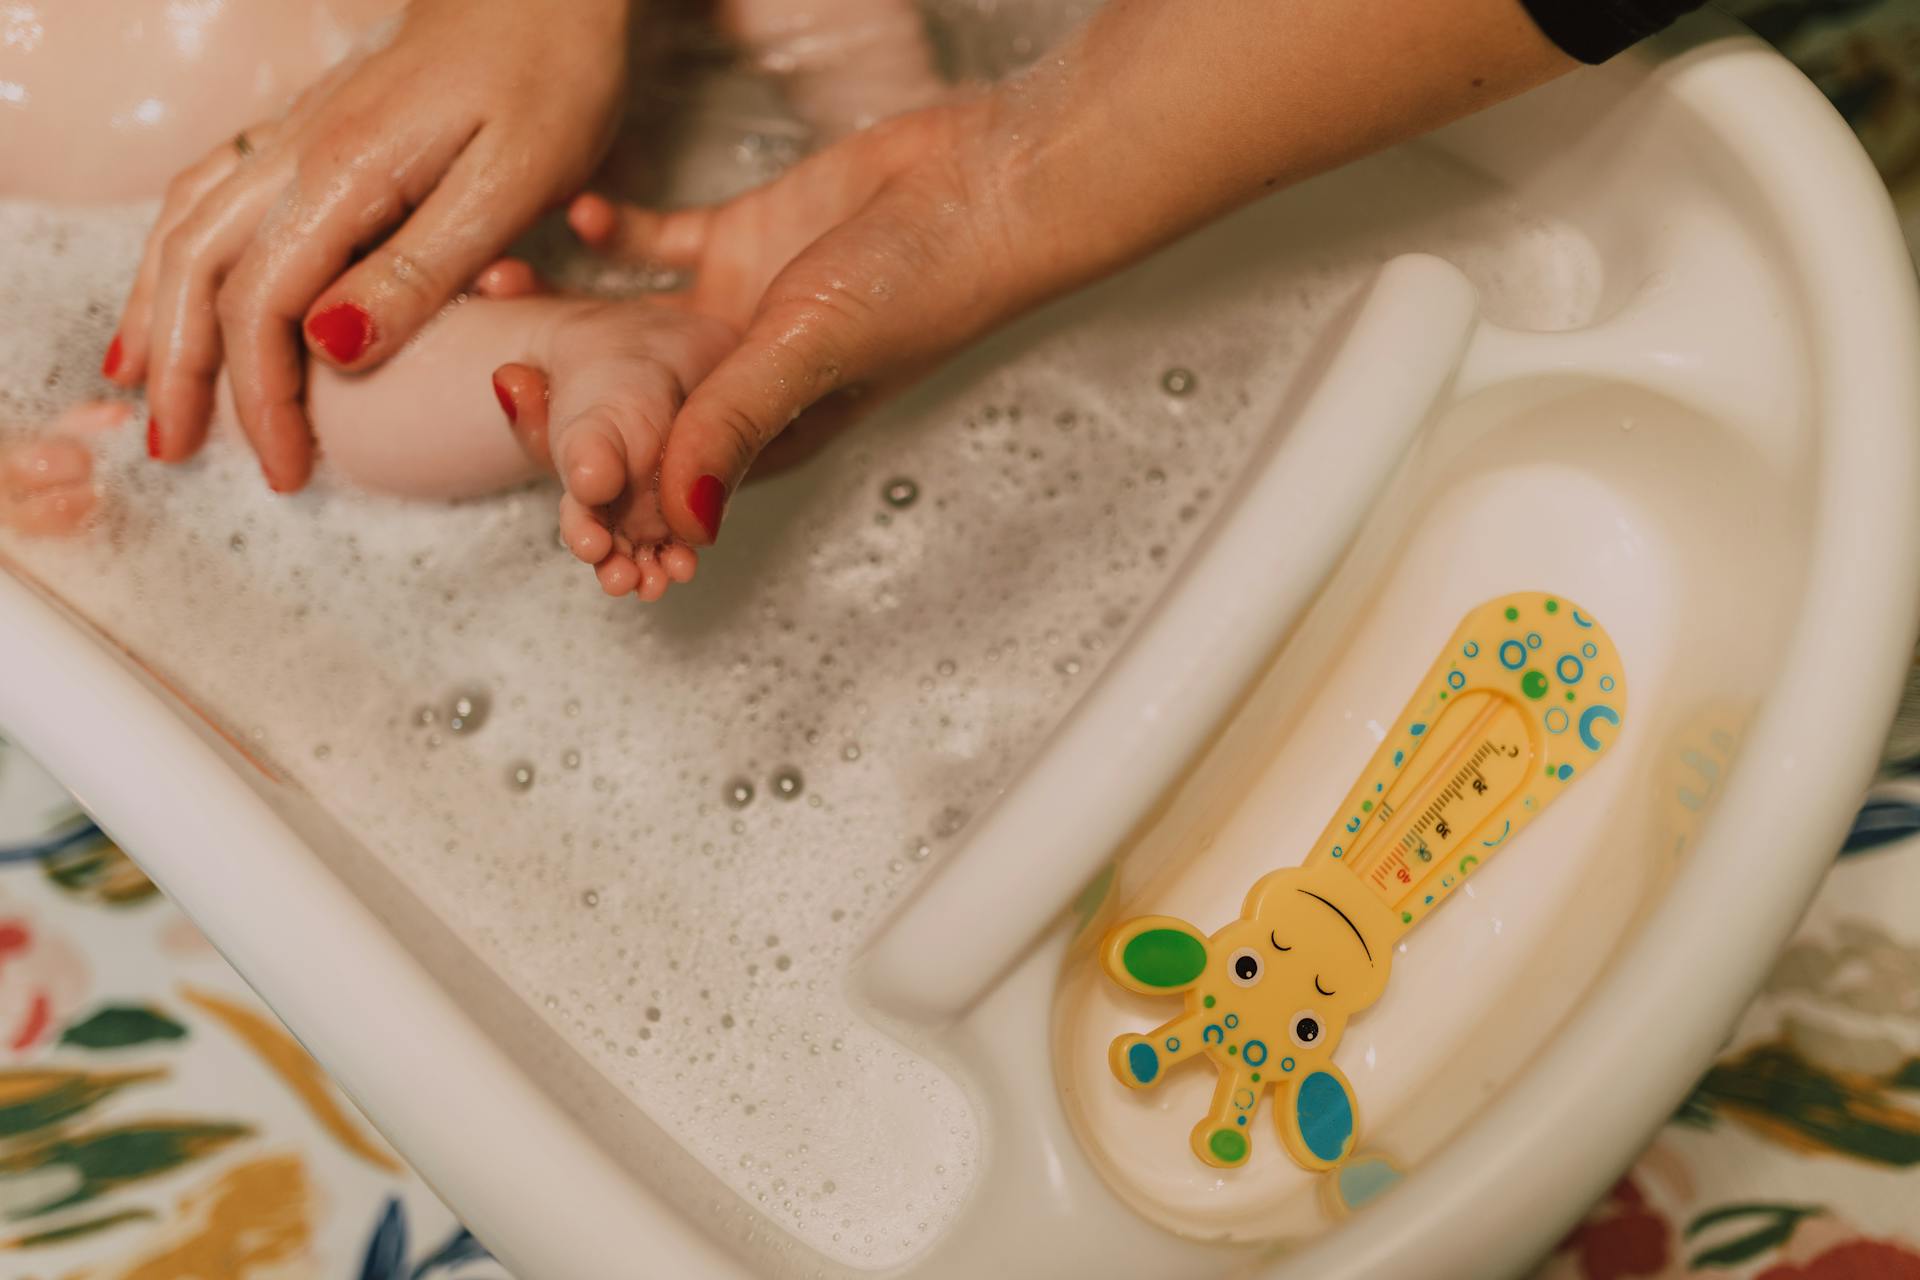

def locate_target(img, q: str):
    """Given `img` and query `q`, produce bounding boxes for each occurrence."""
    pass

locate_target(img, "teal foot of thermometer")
[1099,592,1627,1171]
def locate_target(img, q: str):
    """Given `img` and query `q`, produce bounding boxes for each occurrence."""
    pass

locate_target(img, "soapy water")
[0,144,1601,1269]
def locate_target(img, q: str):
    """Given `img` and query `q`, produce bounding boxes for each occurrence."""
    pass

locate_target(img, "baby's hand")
[492,304,737,602]
[0,401,130,536]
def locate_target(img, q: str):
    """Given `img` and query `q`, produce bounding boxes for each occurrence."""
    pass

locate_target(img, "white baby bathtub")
[2,15,1917,1280]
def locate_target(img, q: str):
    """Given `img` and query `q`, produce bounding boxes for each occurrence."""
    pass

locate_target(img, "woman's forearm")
[989,0,1573,292]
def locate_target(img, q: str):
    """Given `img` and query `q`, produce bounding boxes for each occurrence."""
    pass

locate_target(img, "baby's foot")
[493,301,736,601]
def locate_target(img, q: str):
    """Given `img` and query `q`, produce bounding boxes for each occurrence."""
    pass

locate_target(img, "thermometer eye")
[1226,948,1262,986]
[1289,1012,1323,1048]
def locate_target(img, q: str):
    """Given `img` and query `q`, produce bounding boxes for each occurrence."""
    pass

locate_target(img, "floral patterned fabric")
[0,742,509,1279]
[0,3,1916,1276]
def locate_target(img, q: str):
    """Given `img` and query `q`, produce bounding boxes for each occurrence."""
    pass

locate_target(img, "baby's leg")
[299,294,737,599]
[303,298,558,501]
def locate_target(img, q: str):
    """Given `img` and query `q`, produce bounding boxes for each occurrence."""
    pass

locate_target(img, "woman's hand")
[110,0,634,492]
[564,98,1064,545]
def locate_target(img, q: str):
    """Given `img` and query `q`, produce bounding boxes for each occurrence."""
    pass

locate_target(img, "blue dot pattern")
[1297,1071,1353,1162]
[1128,1041,1158,1085]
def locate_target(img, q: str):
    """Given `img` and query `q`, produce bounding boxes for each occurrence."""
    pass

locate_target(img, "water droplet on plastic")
[882,478,919,509]
[772,768,803,800]
[508,762,536,791]
[582,889,600,908]
[447,689,489,734]
[1161,367,1196,396]
[725,777,755,808]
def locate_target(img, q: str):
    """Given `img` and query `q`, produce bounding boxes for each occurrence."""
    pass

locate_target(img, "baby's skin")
[0,0,405,204]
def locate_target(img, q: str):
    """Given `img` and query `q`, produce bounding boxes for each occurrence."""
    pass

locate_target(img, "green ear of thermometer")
[1100,592,1627,1171]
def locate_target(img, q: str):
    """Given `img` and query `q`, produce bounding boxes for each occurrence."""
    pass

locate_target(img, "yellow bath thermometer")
[1100,592,1627,1171]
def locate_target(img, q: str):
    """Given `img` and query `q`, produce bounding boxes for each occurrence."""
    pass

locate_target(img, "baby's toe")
[634,548,669,602]
[557,409,631,508]
[596,551,641,597]
[559,494,612,564]
[659,543,698,583]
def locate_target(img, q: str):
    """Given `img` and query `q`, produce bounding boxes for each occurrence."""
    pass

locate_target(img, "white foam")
[0,135,1601,1268]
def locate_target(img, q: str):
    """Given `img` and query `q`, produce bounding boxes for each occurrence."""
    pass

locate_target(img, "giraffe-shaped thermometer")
[1100,592,1626,1171]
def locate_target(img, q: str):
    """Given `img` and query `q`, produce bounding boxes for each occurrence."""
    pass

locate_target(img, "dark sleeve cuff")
[1517,0,1707,64]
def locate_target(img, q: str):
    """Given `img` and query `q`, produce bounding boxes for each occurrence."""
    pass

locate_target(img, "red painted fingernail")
[687,474,728,542]
[102,334,123,379]
[493,374,517,424]
[146,418,161,460]
[306,302,373,364]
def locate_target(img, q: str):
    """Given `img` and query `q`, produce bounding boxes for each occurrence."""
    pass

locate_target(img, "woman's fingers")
[141,160,293,464]
[110,140,250,389]
[656,290,879,546]
[303,135,554,376]
[491,361,553,471]
[214,122,473,491]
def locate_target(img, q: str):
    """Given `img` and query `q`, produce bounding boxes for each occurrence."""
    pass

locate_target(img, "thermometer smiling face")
[1099,593,1627,1172]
